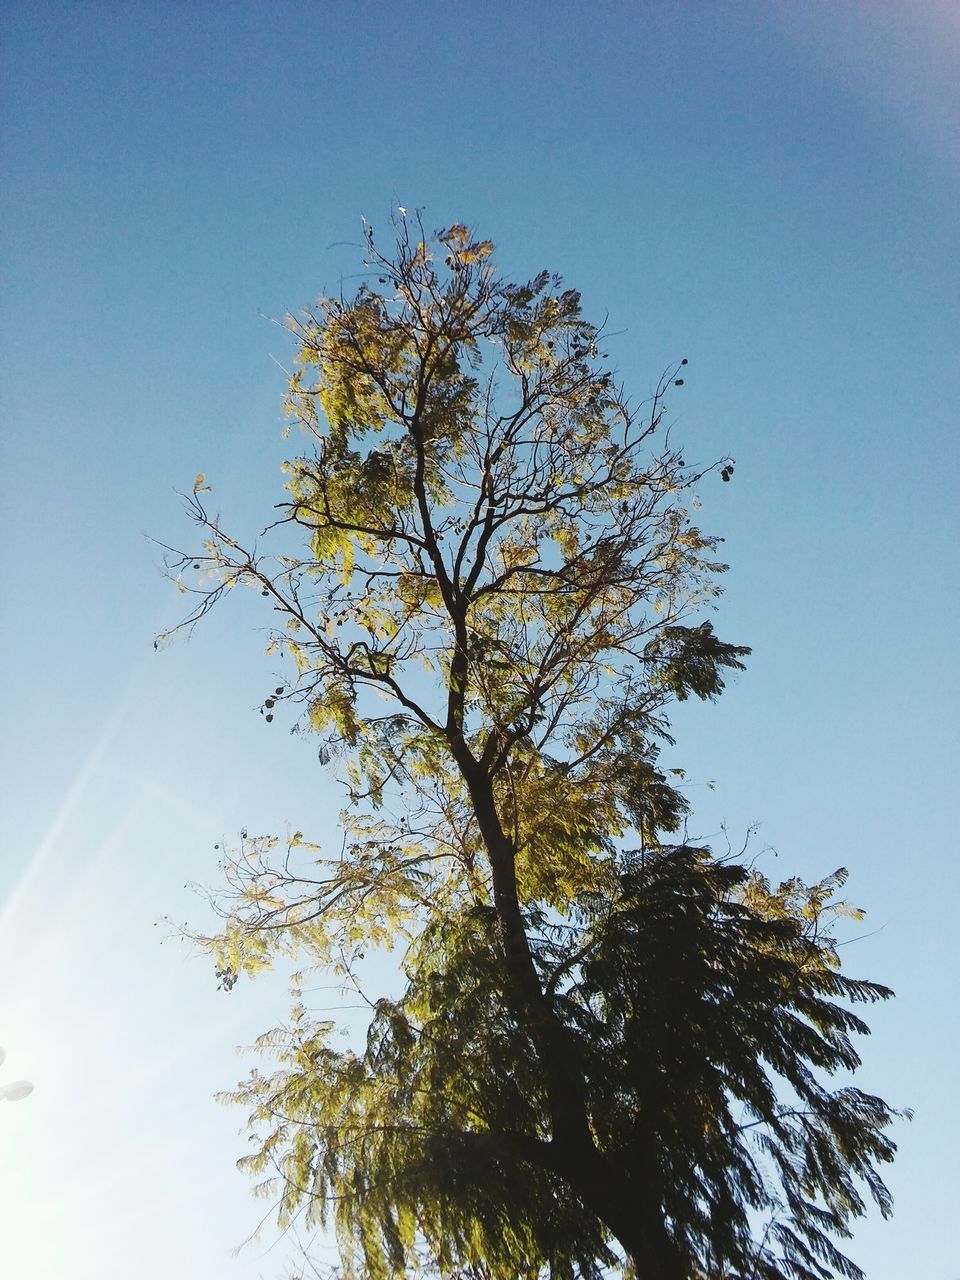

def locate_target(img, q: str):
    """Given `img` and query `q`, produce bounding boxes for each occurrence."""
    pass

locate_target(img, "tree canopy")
[162,215,899,1280]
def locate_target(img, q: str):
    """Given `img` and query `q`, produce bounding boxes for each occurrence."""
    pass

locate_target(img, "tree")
[161,216,899,1280]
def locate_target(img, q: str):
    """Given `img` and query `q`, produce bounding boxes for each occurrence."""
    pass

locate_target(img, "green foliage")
[162,214,898,1280]
[644,622,747,701]
[224,852,897,1280]
[563,853,897,1280]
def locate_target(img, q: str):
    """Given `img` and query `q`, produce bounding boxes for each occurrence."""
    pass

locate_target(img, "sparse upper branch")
[163,220,746,909]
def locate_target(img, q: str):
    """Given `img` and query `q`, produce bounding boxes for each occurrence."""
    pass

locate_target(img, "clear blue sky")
[1,3,957,1276]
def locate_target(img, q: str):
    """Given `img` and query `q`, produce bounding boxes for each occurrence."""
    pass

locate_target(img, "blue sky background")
[1,2,957,1276]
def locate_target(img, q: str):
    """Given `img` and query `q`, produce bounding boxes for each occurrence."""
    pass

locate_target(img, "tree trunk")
[454,749,688,1280]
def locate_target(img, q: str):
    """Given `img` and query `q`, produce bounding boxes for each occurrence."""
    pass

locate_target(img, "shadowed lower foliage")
[224,850,897,1280]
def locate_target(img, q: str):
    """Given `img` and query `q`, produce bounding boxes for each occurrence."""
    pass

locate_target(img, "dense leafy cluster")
[163,216,898,1279]
[227,853,895,1280]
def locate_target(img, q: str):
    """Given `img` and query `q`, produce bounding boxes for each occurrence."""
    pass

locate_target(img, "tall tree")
[161,217,898,1279]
